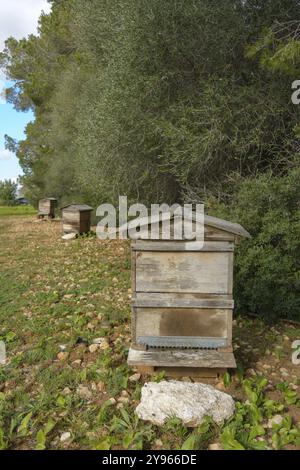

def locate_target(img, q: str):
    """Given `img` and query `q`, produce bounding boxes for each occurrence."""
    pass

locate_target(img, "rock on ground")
[62,233,77,240]
[135,380,235,427]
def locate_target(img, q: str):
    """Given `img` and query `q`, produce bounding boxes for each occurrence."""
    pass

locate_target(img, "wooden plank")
[135,366,155,375]
[204,227,235,242]
[126,212,250,240]
[131,222,237,242]
[132,241,234,252]
[153,367,227,378]
[63,212,80,223]
[131,250,137,341]
[135,308,231,339]
[135,292,233,301]
[133,297,234,309]
[131,250,136,293]
[63,223,80,233]
[227,309,233,346]
[227,252,234,295]
[128,347,236,368]
[135,251,232,294]
[136,336,228,349]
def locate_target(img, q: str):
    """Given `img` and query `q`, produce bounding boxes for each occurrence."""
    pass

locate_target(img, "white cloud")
[0,149,13,161]
[0,0,51,51]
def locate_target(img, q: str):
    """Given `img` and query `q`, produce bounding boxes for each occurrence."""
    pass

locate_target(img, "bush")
[0,180,17,206]
[208,168,300,322]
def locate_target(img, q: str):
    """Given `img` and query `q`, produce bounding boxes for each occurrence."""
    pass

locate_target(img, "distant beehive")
[127,211,251,377]
[38,198,57,219]
[61,204,93,235]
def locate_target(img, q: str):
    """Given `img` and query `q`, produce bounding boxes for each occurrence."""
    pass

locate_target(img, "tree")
[1,0,300,206]
[0,180,17,206]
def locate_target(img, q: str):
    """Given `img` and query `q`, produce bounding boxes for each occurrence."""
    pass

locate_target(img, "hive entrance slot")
[137,336,227,349]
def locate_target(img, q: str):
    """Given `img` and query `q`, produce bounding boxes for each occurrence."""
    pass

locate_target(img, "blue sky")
[0,0,50,183]
[0,91,34,182]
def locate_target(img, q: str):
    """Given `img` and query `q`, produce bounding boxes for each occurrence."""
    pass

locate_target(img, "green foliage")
[209,167,300,321]
[0,180,17,206]
[109,408,154,450]
[0,205,36,216]
[221,377,300,450]
[277,382,300,407]
[2,0,300,208]
[181,417,216,450]
[35,419,56,450]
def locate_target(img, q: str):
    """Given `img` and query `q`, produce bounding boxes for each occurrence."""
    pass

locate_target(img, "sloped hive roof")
[120,210,251,239]
[61,204,93,212]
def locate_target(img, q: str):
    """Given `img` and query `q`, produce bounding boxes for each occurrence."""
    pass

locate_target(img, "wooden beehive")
[127,212,250,377]
[61,204,93,235]
[38,198,57,219]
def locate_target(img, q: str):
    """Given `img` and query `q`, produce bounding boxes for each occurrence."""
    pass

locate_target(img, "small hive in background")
[61,204,93,235]
[38,198,57,219]
[127,211,250,378]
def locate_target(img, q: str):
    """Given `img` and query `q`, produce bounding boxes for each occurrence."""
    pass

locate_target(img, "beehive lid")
[123,210,251,239]
[61,204,93,212]
[40,197,57,202]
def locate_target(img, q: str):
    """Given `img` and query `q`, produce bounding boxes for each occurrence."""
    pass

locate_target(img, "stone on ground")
[62,233,77,240]
[135,380,235,427]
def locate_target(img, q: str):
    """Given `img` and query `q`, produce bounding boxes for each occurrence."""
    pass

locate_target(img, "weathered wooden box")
[38,198,57,219]
[61,204,93,235]
[127,212,250,377]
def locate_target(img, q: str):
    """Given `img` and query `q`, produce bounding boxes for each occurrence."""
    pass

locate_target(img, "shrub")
[0,180,17,206]
[208,168,300,322]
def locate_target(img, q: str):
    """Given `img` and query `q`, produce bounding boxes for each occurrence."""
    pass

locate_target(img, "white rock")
[60,432,71,442]
[99,340,110,350]
[77,385,92,400]
[290,383,298,391]
[117,396,130,404]
[92,337,106,345]
[88,344,99,354]
[108,397,117,405]
[97,381,106,392]
[62,233,76,240]
[267,415,283,429]
[208,443,222,451]
[155,439,163,447]
[129,373,141,383]
[135,381,235,427]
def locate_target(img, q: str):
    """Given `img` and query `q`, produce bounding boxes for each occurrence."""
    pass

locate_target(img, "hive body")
[128,213,250,377]
[38,198,57,219]
[61,204,93,235]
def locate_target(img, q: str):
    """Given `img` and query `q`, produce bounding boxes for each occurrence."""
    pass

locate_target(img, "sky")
[0,0,51,183]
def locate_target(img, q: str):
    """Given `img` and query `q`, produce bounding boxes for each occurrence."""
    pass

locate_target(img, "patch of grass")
[0,206,36,216]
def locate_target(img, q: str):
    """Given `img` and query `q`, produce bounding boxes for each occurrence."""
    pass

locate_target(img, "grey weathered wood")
[128,347,237,368]
[133,297,234,309]
[62,204,93,235]
[127,209,249,372]
[135,307,231,340]
[135,292,233,301]
[38,198,57,218]
[204,214,251,239]
[204,226,235,242]
[132,241,234,252]
[136,251,233,294]
[123,211,250,240]
[136,336,228,349]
